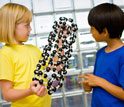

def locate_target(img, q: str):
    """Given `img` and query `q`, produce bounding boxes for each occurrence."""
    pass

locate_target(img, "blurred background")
[0,0,124,107]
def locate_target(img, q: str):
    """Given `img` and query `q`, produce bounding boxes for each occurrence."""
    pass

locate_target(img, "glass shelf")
[51,97,64,107]
[54,0,73,11]
[34,15,53,33]
[75,12,90,29]
[0,0,10,8]
[81,50,96,69]
[32,0,53,13]
[11,0,32,10]
[64,75,82,92]
[79,33,97,49]
[74,0,92,9]
[66,94,85,107]
[113,0,124,6]
[93,0,110,6]
[24,36,36,46]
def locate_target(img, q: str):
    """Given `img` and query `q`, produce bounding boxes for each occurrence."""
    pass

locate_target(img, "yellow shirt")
[0,44,51,107]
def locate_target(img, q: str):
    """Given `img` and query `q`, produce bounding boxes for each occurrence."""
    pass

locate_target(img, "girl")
[0,3,51,107]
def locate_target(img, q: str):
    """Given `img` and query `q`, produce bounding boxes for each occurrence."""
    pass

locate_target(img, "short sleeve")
[0,54,14,82]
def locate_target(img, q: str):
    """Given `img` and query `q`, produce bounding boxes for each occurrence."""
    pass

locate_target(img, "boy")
[79,3,124,107]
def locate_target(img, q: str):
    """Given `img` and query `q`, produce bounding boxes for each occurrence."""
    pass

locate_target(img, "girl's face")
[14,22,32,45]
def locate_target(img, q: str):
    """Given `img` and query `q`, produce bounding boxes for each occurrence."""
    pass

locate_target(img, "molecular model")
[32,17,78,95]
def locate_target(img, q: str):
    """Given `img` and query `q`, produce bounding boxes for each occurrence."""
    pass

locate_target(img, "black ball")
[44,74,48,78]
[39,79,44,84]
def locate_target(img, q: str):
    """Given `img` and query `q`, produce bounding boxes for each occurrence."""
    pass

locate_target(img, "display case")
[24,36,36,46]
[82,50,96,69]
[68,53,80,70]
[11,0,32,10]
[0,43,5,49]
[86,93,92,107]
[53,0,73,11]
[32,0,53,13]
[66,94,85,107]
[79,32,97,50]
[75,12,90,29]
[36,35,48,51]
[93,0,111,6]
[0,0,10,8]
[34,15,53,34]
[64,75,82,92]
[113,0,124,6]
[74,0,92,9]
[51,97,64,107]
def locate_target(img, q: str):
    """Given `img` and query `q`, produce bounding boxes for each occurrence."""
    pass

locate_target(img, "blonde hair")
[0,3,32,44]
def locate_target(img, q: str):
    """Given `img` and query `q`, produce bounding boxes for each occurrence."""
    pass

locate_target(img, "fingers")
[78,75,89,80]
[37,85,47,97]
[78,80,92,92]
[84,73,92,76]
[78,80,88,84]
[30,81,47,97]
[31,81,39,87]
[78,73,93,79]
[84,88,92,92]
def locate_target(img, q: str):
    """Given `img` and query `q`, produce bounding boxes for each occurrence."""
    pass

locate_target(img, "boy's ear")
[102,28,109,37]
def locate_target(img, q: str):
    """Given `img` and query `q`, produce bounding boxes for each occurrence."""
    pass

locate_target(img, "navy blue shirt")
[92,46,124,107]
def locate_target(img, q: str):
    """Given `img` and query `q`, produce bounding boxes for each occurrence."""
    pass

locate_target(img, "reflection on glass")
[52,80,62,94]
[79,33,96,49]
[32,0,53,13]
[68,54,79,69]
[0,0,10,8]
[99,42,107,48]
[87,93,92,107]
[122,39,124,43]
[24,36,36,46]
[82,50,96,69]
[66,95,85,107]
[121,31,124,42]
[55,13,73,21]
[11,0,32,10]
[0,86,4,101]
[74,0,92,9]
[30,21,35,34]
[0,43,5,49]
[113,0,124,6]
[34,15,53,33]
[1,103,11,107]
[54,0,72,10]
[51,97,64,107]
[93,0,110,6]
[0,87,2,100]
[64,75,81,92]
[36,36,48,51]
[75,12,90,29]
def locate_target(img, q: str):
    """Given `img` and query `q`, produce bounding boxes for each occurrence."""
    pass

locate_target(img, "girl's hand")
[78,73,103,87]
[30,81,47,97]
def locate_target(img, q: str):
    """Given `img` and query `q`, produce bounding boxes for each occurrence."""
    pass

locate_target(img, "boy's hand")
[30,81,47,97]
[78,73,103,87]
[79,80,92,92]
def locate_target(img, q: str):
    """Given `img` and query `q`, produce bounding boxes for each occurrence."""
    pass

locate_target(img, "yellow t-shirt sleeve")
[0,53,14,82]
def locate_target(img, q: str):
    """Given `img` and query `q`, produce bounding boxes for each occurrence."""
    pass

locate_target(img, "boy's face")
[14,22,32,45]
[90,26,108,42]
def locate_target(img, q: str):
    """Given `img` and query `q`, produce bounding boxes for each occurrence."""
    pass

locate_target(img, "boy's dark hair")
[88,3,124,39]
